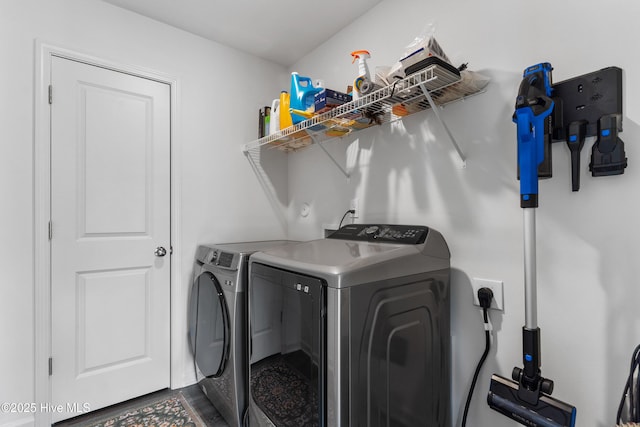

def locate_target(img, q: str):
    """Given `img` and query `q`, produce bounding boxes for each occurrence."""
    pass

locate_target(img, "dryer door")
[189,271,230,378]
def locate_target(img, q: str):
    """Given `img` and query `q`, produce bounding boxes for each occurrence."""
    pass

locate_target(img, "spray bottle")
[351,50,373,100]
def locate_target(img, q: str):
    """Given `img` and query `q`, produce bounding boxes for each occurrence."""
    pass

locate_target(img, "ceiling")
[102,0,384,67]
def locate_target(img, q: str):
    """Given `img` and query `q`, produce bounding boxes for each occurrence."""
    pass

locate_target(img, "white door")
[50,56,171,422]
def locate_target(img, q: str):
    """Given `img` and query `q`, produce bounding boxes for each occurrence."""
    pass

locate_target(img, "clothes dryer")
[188,241,295,427]
[248,224,451,427]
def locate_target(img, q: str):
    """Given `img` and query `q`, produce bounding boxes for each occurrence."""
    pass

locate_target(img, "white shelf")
[243,62,486,176]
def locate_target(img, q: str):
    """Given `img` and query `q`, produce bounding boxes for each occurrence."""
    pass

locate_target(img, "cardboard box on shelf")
[314,88,352,113]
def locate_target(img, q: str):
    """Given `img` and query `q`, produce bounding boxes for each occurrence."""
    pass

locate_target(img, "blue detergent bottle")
[289,72,323,124]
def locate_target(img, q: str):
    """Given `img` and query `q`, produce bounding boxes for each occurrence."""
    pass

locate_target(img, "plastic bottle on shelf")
[289,72,323,124]
[351,50,374,100]
[279,91,293,130]
[269,98,280,135]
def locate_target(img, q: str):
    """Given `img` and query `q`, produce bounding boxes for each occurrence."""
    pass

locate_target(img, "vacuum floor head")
[488,374,576,427]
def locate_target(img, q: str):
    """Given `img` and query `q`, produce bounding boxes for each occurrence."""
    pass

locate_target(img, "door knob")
[154,246,167,257]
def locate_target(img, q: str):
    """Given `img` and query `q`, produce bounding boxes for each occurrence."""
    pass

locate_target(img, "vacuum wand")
[488,63,577,427]
[523,208,537,330]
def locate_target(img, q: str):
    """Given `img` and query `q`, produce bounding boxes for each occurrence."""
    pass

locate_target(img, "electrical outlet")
[350,198,359,218]
[472,278,504,311]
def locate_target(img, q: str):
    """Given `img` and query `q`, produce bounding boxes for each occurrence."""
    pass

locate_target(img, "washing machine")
[188,241,295,427]
[248,224,451,427]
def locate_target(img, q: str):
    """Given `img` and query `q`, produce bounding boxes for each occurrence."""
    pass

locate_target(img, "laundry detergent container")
[289,72,323,124]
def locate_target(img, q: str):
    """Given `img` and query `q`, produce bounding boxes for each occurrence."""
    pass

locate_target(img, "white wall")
[286,0,640,426]
[0,1,287,426]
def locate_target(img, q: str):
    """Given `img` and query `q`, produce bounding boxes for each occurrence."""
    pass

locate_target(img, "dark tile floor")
[182,384,230,427]
[54,384,229,427]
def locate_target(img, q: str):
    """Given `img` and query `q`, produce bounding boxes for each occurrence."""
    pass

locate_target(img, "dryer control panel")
[327,224,429,244]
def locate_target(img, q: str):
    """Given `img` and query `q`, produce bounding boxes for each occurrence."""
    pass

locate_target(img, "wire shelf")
[242,62,478,153]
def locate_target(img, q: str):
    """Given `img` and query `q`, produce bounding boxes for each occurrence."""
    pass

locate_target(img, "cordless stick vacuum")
[487,63,577,427]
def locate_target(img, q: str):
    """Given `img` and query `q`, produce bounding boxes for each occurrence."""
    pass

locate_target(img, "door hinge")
[48,85,53,104]
[48,357,53,376]
[48,221,53,240]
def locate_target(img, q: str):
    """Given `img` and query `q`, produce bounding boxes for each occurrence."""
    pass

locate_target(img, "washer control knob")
[364,225,380,236]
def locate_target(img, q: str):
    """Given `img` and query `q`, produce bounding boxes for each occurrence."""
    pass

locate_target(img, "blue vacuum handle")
[514,63,554,208]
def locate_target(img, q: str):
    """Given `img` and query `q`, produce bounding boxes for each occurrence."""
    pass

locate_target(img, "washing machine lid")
[250,225,450,289]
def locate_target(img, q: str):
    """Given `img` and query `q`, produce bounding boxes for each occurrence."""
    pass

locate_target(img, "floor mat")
[86,393,205,427]
[251,354,319,427]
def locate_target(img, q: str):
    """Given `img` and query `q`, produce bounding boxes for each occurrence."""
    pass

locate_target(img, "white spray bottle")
[351,50,373,100]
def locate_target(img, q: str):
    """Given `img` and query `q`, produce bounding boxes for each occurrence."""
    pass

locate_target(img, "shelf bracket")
[419,82,467,167]
[310,134,351,178]
[242,147,289,230]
